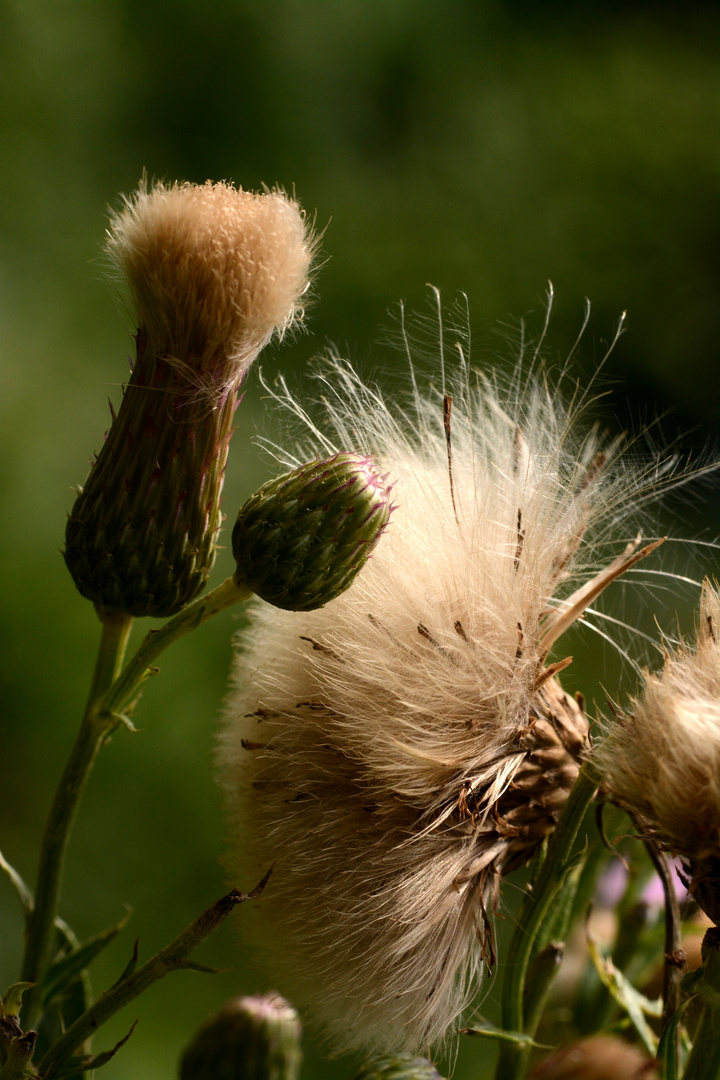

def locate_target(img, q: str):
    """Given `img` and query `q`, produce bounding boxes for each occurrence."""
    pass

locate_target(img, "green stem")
[682,929,720,1080]
[21,611,133,1029]
[38,886,260,1078]
[494,763,598,1080]
[523,942,564,1038]
[21,576,250,1033]
[101,576,251,721]
[645,840,683,1069]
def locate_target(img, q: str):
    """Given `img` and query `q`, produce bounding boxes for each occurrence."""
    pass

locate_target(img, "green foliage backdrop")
[0,2,718,1077]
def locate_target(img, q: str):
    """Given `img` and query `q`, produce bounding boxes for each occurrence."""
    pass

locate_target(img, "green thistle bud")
[232,452,393,611]
[65,180,315,618]
[352,1054,446,1080]
[179,993,301,1080]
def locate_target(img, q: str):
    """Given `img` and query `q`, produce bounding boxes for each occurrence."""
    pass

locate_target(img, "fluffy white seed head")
[217,299,683,1054]
[596,580,720,866]
[106,179,315,400]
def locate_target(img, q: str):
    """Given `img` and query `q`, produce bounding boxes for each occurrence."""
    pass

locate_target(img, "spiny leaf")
[49,1021,136,1079]
[460,1020,548,1047]
[43,910,132,1005]
[586,932,660,1055]
[656,997,693,1080]
[108,937,139,991]
[175,960,226,975]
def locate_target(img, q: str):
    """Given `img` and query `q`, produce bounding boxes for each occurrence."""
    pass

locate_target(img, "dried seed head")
[179,993,302,1080]
[232,452,393,611]
[217,298,678,1053]
[527,1036,658,1079]
[65,180,315,618]
[595,580,720,921]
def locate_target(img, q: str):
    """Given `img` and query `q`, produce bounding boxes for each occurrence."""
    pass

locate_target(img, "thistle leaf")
[586,933,660,1055]
[0,850,33,918]
[42,910,132,1005]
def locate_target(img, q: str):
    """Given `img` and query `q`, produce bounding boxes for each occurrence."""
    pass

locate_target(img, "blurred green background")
[0,1,718,1077]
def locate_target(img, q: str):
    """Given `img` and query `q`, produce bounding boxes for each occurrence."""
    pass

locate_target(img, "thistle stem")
[37,886,262,1078]
[21,577,250,1033]
[494,762,598,1080]
[101,576,251,721]
[645,840,683,1067]
[21,610,133,1028]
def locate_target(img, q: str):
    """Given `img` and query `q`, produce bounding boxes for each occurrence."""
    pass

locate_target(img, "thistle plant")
[2,179,720,1080]
[1,178,392,1080]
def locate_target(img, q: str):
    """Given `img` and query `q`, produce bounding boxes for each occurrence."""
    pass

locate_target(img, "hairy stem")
[21,611,134,1028]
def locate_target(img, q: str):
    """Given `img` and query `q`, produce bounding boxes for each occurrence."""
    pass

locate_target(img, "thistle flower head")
[106,179,314,400]
[232,451,393,610]
[595,580,720,920]
[217,297,682,1053]
[65,179,315,618]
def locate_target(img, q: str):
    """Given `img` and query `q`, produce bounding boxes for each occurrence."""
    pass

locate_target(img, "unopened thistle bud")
[527,1036,658,1079]
[232,452,393,610]
[65,180,315,617]
[595,580,720,923]
[217,298,684,1054]
[179,993,301,1080]
[352,1054,446,1080]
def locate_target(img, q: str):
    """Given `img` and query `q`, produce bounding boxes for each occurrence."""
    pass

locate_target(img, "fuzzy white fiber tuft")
[596,580,720,865]
[107,179,315,401]
[217,297,680,1054]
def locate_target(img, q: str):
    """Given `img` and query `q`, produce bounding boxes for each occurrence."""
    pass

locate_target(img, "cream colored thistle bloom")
[217,299,671,1054]
[106,179,314,402]
[596,581,720,920]
[65,179,316,617]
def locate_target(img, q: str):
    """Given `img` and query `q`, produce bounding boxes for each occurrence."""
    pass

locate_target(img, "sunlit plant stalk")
[4,176,718,1080]
[21,610,133,1028]
[19,575,253,1027]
